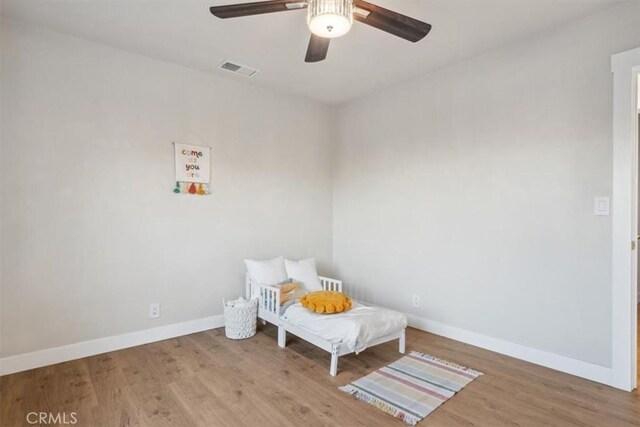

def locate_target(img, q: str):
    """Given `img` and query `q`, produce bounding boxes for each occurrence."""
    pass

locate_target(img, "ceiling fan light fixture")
[307,0,354,39]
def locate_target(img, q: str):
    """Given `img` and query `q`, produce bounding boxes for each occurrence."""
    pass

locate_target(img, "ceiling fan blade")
[304,34,331,62]
[353,0,431,42]
[210,1,307,19]
[305,34,330,63]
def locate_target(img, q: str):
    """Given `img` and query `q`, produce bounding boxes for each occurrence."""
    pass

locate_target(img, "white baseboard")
[0,315,225,376]
[407,315,615,388]
[0,312,618,389]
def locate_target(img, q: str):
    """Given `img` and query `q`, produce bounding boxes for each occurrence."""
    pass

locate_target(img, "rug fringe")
[409,351,483,377]
[339,385,420,426]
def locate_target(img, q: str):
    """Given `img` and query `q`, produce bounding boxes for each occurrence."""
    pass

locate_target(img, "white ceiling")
[2,0,626,104]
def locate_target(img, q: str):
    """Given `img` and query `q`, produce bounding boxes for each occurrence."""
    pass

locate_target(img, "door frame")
[611,47,639,391]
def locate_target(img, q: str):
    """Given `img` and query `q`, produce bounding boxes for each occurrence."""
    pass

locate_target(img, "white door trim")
[611,47,640,391]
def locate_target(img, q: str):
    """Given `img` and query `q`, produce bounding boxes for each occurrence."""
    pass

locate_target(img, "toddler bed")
[246,274,407,376]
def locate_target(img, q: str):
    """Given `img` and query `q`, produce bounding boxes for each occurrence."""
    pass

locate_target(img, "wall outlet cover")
[412,295,420,308]
[149,303,161,319]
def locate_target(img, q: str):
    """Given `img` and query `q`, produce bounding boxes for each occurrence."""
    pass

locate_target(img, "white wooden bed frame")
[246,274,406,376]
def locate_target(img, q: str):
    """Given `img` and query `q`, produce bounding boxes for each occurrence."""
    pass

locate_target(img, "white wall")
[0,20,333,357]
[333,1,639,368]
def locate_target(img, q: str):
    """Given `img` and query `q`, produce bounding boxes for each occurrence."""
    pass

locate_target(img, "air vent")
[219,60,258,78]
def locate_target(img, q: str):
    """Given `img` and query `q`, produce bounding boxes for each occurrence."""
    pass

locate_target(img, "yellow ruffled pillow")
[300,291,352,314]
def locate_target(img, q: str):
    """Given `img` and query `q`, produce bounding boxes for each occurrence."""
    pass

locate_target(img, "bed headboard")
[245,274,343,298]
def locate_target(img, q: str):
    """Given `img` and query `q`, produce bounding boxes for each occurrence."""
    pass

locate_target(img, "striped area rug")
[339,351,483,425]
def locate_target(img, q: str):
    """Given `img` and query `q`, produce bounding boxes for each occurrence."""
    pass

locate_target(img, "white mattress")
[281,302,407,354]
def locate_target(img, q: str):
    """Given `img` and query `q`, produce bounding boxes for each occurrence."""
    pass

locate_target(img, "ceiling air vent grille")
[219,61,258,78]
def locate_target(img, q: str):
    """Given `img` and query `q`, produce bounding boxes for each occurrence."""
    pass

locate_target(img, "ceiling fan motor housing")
[307,0,354,39]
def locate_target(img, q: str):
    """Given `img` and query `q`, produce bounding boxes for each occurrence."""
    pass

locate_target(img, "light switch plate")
[594,197,610,216]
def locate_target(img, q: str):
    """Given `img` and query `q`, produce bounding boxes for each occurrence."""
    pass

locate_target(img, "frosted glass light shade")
[307,0,354,39]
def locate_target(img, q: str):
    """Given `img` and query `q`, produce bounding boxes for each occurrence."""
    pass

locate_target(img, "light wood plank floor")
[1,322,639,426]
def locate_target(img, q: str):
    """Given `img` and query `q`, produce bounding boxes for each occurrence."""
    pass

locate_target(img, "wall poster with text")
[173,143,211,195]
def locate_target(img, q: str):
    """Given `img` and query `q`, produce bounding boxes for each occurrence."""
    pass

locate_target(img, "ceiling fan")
[210,0,432,63]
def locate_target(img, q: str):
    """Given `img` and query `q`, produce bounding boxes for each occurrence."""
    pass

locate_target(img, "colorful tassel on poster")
[197,184,206,195]
[188,182,197,194]
[173,181,181,194]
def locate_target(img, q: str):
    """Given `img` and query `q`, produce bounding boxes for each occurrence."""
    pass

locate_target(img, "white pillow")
[244,256,288,286]
[285,257,323,291]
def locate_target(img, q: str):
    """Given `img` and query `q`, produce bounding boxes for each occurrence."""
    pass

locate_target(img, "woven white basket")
[223,298,258,340]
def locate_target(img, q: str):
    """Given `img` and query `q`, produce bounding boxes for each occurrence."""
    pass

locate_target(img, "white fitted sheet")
[282,302,407,354]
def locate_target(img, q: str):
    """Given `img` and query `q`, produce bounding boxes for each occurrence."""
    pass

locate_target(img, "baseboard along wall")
[0,312,615,389]
[0,315,225,376]
[406,315,614,388]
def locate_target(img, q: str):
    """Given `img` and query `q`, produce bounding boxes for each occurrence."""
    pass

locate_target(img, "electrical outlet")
[412,295,420,308]
[149,303,161,319]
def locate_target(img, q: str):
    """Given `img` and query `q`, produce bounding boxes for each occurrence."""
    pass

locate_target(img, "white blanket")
[282,302,407,354]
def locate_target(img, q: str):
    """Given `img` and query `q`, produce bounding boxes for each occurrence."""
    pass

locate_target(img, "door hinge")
[632,241,636,250]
